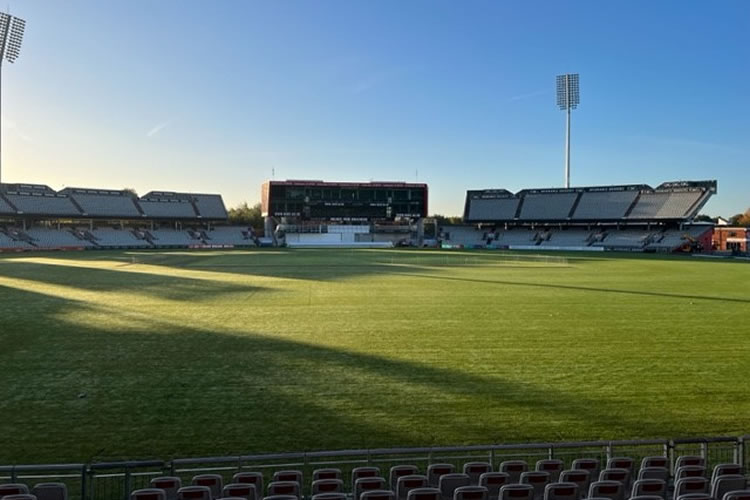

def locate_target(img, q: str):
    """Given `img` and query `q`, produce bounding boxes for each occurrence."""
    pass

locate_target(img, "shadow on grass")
[397,273,750,304]
[0,279,712,465]
[0,260,270,301]
[104,249,579,282]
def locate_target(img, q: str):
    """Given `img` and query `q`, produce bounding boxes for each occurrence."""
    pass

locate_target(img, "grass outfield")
[0,248,749,464]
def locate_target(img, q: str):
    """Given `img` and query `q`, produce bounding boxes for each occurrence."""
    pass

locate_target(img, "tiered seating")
[495,229,536,246]
[442,226,486,247]
[139,200,197,218]
[90,228,152,248]
[628,191,703,219]
[572,191,638,220]
[25,228,94,248]
[204,227,257,246]
[7,455,747,500]
[149,230,196,246]
[193,194,228,219]
[518,193,578,220]
[646,227,710,251]
[64,189,142,218]
[0,195,16,214]
[464,181,715,223]
[467,198,520,221]
[538,230,591,247]
[595,230,652,249]
[0,230,32,249]
[0,482,67,500]
[4,194,81,216]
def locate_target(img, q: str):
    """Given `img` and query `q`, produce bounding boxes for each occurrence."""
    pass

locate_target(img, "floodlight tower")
[0,11,26,183]
[556,73,579,188]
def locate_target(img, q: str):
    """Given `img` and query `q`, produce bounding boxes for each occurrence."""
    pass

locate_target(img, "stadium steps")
[76,228,102,247]
[133,199,147,216]
[135,229,158,245]
[190,198,202,218]
[567,191,583,218]
[0,192,19,213]
[623,192,642,217]
[3,227,38,247]
[70,228,100,247]
[67,196,86,215]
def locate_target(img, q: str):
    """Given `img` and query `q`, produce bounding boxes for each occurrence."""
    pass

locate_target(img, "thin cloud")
[146,121,169,138]
[508,89,549,102]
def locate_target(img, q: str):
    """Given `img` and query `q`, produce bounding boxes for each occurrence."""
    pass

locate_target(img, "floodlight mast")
[0,11,26,184]
[556,73,579,188]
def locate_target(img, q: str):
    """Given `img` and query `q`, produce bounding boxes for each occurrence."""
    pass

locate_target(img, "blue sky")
[4,0,749,216]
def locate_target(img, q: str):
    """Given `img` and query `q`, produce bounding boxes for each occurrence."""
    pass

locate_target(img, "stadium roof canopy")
[464,180,717,224]
[0,183,228,221]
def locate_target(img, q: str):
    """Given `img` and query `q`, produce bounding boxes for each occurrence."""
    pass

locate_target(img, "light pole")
[0,11,26,184]
[556,73,579,188]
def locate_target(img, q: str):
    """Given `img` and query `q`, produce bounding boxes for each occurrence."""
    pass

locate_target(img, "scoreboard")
[261,180,428,221]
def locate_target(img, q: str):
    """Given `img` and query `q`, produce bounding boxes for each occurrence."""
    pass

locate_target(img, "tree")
[429,214,463,225]
[693,214,713,223]
[123,187,138,197]
[228,202,264,230]
[729,209,750,227]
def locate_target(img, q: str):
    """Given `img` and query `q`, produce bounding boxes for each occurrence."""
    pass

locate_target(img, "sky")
[2,1,749,217]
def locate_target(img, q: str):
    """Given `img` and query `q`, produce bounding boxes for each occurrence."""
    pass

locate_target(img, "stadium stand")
[572,189,640,220]
[138,199,197,219]
[0,182,255,252]
[89,227,152,248]
[518,192,579,220]
[0,193,17,214]
[628,190,704,220]
[193,194,228,219]
[4,192,80,216]
[25,227,94,248]
[0,229,32,249]
[464,191,520,221]
[3,451,750,500]
[464,181,716,223]
[60,188,142,218]
[148,229,198,246]
[0,184,229,222]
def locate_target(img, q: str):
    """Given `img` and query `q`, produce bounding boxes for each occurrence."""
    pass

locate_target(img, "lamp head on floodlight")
[0,11,26,64]
[556,73,579,110]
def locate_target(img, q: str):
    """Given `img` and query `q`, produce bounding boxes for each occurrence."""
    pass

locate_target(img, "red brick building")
[712,227,749,253]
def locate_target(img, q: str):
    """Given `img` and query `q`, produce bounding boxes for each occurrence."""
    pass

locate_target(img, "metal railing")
[1,435,747,500]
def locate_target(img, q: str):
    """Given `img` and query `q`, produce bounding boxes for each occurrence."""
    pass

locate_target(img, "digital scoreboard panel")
[262,180,428,221]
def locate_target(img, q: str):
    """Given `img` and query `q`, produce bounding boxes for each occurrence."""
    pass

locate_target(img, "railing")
[0,436,747,500]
